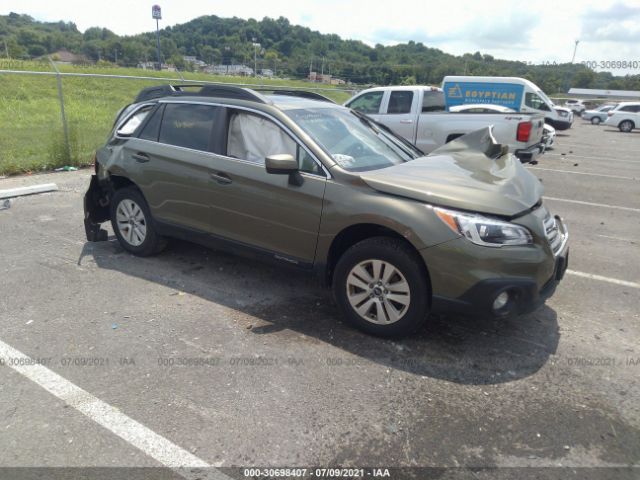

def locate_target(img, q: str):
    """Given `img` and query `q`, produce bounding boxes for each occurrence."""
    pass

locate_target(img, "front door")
[205,110,327,265]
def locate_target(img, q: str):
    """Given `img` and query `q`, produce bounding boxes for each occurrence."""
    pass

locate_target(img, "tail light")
[608,111,614,116]
[517,121,532,142]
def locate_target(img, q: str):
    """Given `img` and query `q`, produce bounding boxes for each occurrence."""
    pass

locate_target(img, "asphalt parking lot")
[0,119,639,480]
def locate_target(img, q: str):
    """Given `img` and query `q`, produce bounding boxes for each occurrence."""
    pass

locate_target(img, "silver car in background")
[582,104,617,125]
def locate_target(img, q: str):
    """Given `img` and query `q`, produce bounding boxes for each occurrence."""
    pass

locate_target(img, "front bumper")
[515,142,545,163]
[422,215,569,319]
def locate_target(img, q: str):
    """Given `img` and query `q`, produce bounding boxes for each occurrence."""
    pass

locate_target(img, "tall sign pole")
[152,5,162,69]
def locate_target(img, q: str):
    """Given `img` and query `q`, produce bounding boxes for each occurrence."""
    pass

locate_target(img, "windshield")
[285,108,416,172]
[537,90,555,107]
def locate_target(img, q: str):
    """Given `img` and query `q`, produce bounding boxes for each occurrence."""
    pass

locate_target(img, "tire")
[332,237,430,337]
[591,117,601,125]
[619,120,634,133]
[110,186,166,256]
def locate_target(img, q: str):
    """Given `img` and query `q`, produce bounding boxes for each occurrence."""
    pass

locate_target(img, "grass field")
[0,60,354,176]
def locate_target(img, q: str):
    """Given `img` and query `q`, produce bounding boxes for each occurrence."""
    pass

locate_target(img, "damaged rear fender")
[83,174,111,242]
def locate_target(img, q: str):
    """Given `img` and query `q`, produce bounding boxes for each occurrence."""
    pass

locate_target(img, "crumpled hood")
[359,127,543,216]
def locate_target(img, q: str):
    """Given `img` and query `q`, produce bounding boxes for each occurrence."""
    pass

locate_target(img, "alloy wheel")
[116,199,147,246]
[346,259,411,324]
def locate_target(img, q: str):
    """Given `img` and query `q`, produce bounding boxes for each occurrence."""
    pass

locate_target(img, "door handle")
[210,172,232,184]
[132,152,150,163]
[399,119,414,124]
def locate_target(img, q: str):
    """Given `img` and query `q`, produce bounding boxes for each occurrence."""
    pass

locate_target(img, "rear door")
[123,101,226,233]
[379,90,418,142]
[415,89,446,153]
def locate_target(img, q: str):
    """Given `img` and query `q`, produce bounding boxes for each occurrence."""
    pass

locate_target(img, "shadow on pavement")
[80,237,560,386]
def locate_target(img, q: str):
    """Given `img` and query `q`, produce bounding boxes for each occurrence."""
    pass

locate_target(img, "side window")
[138,105,163,141]
[348,92,384,114]
[227,112,296,164]
[525,93,550,111]
[227,112,322,175]
[116,105,153,136]
[387,91,413,114]
[297,146,321,175]
[422,91,445,112]
[159,103,215,151]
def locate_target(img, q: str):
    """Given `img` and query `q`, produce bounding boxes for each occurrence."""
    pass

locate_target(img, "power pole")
[3,39,9,59]
[571,39,580,63]
[252,39,260,78]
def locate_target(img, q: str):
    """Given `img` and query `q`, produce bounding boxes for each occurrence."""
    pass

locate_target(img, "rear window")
[138,105,163,141]
[159,103,215,151]
[116,105,153,136]
[387,91,413,114]
[422,91,445,112]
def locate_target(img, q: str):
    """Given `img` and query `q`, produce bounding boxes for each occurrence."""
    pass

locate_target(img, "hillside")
[2,12,640,92]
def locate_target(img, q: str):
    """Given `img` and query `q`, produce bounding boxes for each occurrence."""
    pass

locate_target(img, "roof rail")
[134,83,335,105]
[134,84,270,104]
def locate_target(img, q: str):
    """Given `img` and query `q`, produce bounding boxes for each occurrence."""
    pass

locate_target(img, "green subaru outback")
[84,84,568,337]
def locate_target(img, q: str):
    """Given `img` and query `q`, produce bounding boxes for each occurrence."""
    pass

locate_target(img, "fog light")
[493,291,509,311]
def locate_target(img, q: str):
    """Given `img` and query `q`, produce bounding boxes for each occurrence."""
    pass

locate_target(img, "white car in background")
[564,99,586,114]
[604,102,640,132]
[542,124,556,149]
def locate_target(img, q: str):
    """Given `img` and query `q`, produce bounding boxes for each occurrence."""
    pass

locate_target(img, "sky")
[1,0,640,74]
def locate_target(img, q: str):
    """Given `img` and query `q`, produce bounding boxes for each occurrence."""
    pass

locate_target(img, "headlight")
[435,207,533,247]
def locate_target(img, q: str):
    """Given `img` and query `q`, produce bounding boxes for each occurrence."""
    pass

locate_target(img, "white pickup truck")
[344,86,546,162]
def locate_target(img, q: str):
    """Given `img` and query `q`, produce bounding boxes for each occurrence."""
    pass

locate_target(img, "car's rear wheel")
[619,120,634,133]
[110,187,166,256]
[591,117,601,125]
[333,237,429,337]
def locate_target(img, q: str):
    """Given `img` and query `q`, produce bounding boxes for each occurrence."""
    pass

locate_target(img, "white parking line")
[528,167,637,180]
[0,339,230,480]
[567,270,640,289]
[544,153,640,164]
[544,196,640,213]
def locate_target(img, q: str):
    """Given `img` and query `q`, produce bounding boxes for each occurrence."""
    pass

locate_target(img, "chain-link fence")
[0,60,357,176]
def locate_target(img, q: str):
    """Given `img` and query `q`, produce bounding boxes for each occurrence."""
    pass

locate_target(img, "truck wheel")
[619,120,634,133]
[591,117,601,125]
[332,237,430,337]
[110,187,166,256]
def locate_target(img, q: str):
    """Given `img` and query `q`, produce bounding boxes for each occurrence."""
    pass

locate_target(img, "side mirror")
[265,154,298,174]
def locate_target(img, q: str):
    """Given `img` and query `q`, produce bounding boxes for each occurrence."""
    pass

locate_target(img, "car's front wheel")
[591,117,601,125]
[110,187,166,256]
[333,237,430,337]
[619,120,634,133]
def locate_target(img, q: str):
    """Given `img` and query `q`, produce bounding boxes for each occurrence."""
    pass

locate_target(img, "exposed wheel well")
[324,224,431,293]
[109,175,138,191]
